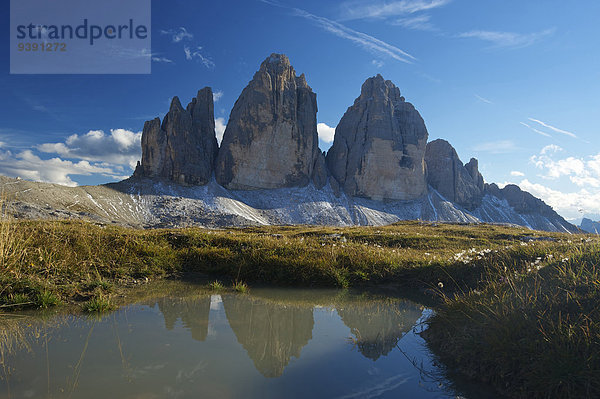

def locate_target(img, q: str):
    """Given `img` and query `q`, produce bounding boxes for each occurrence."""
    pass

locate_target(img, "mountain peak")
[360,75,402,103]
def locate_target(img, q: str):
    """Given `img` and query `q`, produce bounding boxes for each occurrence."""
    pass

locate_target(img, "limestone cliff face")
[325,75,428,201]
[425,139,484,210]
[134,87,218,185]
[215,54,322,190]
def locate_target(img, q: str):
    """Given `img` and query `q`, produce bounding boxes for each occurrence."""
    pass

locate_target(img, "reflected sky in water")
[0,285,484,398]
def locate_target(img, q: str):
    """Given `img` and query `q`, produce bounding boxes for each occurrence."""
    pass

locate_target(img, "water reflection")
[337,301,423,361]
[156,296,211,341]
[222,294,314,377]
[0,284,475,399]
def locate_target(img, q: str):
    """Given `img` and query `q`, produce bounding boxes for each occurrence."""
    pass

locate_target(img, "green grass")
[424,240,600,398]
[233,281,249,293]
[0,216,599,397]
[81,295,116,313]
[1,219,560,308]
[209,280,225,290]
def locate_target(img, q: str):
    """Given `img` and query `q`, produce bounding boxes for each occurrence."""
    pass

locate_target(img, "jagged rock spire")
[326,74,428,200]
[134,87,218,185]
[215,53,323,190]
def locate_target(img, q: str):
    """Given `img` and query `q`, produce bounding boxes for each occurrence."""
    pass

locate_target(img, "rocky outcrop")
[326,75,428,201]
[425,139,484,210]
[580,218,600,234]
[485,183,561,219]
[134,87,218,185]
[215,54,322,190]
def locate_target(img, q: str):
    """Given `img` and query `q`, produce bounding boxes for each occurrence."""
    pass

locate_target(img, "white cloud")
[458,29,555,48]
[530,147,600,188]
[293,8,415,63]
[510,171,525,177]
[339,0,451,20]
[474,94,492,104]
[183,46,215,68]
[520,122,552,138]
[152,56,174,63]
[528,117,577,138]
[161,27,193,43]
[518,179,600,221]
[391,14,436,31]
[317,123,336,143]
[259,0,416,62]
[37,129,142,169]
[0,149,126,187]
[472,140,518,154]
[540,144,563,155]
[215,117,227,145]
[213,90,224,102]
[372,59,384,68]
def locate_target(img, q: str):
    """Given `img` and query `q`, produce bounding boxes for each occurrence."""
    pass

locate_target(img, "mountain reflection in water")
[0,284,478,399]
[222,294,314,377]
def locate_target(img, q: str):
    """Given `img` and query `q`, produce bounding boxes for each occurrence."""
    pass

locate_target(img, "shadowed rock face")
[581,218,600,234]
[134,87,218,185]
[485,183,561,218]
[425,139,484,210]
[222,294,314,378]
[215,54,322,190]
[326,75,429,201]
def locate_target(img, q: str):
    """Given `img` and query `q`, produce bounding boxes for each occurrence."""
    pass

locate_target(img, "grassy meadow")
[0,215,599,397]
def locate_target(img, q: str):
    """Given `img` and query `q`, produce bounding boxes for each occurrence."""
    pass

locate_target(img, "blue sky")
[1,0,599,222]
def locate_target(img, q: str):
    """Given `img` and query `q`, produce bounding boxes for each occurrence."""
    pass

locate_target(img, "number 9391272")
[17,42,67,52]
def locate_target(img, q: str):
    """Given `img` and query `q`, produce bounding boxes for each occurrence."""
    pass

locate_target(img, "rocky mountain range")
[2,53,579,233]
[581,218,600,234]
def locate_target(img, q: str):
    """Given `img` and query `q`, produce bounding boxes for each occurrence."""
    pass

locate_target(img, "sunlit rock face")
[156,296,211,341]
[222,294,314,378]
[326,74,428,201]
[337,301,423,361]
[425,139,485,210]
[215,54,322,190]
[134,87,219,185]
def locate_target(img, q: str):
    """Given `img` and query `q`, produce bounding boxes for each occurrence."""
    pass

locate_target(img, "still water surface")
[0,283,490,398]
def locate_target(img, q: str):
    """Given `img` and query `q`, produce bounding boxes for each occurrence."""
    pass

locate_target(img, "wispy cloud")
[511,170,525,177]
[520,122,552,137]
[184,46,215,68]
[259,0,415,63]
[391,14,436,31]
[528,118,577,138]
[161,27,194,43]
[473,140,519,154]
[151,56,173,63]
[292,8,416,63]
[474,94,492,104]
[338,0,451,20]
[458,29,555,48]
[371,59,384,68]
[160,27,213,68]
[540,144,563,155]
